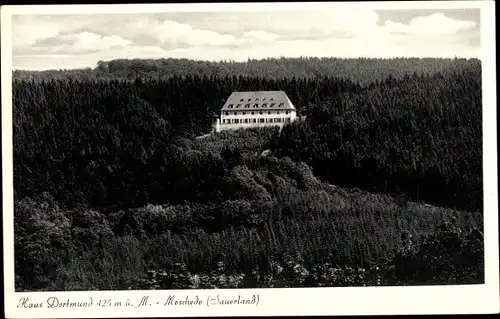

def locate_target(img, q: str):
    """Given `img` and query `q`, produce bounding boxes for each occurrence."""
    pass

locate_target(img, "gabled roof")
[221,91,295,112]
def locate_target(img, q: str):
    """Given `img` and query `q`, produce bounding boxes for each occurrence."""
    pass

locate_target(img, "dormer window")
[228,104,234,108]
[245,104,250,108]
[256,98,259,101]
[248,98,251,101]
[253,104,259,108]
[270,103,276,107]
[279,103,285,107]
[270,98,274,101]
[262,103,267,108]
[263,98,267,101]
[240,99,244,102]
[236,104,241,108]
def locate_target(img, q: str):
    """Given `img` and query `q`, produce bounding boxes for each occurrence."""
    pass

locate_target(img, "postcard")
[2,1,498,317]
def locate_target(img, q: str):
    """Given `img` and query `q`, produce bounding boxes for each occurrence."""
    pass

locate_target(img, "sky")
[11,7,481,70]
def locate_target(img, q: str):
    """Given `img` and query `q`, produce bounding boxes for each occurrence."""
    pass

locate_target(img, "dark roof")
[221,91,295,112]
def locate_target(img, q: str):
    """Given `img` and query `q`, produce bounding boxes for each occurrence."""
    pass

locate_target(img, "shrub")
[393,215,484,285]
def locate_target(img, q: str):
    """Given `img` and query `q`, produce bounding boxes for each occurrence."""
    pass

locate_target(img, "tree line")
[13,57,479,85]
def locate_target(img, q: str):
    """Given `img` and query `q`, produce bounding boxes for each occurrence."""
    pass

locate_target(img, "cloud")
[121,18,239,48]
[10,10,480,70]
[27,32,133,54]
[172,10,381,40]
[243,30,280,42]
[384,13,477,36]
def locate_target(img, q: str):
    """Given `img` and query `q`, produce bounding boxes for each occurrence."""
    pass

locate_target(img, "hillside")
[15,130,483,290]
[13,62,482,211]
[12,57,484,290]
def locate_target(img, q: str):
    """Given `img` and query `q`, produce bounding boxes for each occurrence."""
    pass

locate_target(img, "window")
[262,103,267,108]
[235,119,240,124]
[256,98,259,101]
[253,119,257,123]
[251,112,255,115]
[277,111,280,115]
[236,104,242,108]
[253,104,259,108]
[268,111,271,115]
[270,98,274,101]
[263,98,267,101]
[286,111,289,114]
[240,99,244,102]
[242,112,246,115]
[234,112,238,115]
[244,119,248,123]
[228,104,233,108]
[279,103,285,107]
[245,104,250,108]
[248,98,251,101]
[225,112,229,116]
[270,103,276,107]
[259,111,263,115]
[259,118,265,123]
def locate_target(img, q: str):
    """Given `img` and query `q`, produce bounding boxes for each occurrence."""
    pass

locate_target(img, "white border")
[2,2,498,317]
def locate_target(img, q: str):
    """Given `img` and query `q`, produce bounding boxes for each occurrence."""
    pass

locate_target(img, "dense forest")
[12,57,484,291]
[13,57,477,85]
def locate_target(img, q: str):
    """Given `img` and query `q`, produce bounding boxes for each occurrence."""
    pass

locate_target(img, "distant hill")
[12,57,480,85]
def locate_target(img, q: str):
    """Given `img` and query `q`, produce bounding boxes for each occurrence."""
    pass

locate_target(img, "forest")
[12,57,484,291]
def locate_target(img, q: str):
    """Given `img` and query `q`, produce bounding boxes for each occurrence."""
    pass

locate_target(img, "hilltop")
[13,56,480,85]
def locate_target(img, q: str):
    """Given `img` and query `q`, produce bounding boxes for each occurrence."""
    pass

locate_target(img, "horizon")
[11,56,481,72]
[10,7,481,71]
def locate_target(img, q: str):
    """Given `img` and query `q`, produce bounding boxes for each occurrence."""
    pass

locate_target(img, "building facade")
[214,91,297,132]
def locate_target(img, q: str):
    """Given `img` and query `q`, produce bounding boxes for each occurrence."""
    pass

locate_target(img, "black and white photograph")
[2,1,498,317]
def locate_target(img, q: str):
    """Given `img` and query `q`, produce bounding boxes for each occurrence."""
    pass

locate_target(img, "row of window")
[222,118,291,124]
[224,110,290,116]
[227,102,285,109]
[239,97,274,102]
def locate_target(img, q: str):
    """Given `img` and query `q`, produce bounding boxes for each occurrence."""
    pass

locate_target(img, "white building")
[214,91,298,132]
